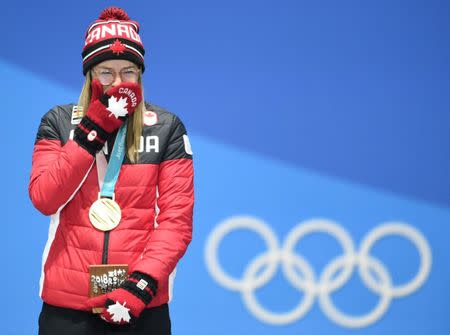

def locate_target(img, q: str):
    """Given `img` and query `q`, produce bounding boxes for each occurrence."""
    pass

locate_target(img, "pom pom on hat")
[81,7,145,75]
[99,7,130,21]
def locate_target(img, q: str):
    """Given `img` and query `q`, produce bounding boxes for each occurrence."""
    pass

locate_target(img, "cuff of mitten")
[122,271,158,305]
[73,116,111,156]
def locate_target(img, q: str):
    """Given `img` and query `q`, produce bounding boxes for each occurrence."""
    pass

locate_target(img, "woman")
[29,6,194,335]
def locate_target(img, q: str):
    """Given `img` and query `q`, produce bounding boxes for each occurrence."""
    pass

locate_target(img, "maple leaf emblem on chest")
[107,96,129,118]
[107,301,131,323]
[110,39,126,55]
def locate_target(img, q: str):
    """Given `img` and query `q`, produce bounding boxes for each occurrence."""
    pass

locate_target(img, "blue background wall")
[2,0,449,334]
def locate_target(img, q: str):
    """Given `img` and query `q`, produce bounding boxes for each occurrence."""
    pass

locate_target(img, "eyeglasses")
[92,67,140,86]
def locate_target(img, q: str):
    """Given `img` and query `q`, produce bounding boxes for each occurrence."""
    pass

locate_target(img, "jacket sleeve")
[133,115,194,284]
[29,107,95,216]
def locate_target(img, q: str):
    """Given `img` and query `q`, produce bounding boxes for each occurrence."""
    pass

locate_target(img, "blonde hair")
[78,71,143,163]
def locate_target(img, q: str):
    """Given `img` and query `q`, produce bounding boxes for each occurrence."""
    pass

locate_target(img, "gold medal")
[89,197,121,231]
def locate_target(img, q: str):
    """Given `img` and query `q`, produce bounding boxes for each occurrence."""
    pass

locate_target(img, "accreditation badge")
[89,197,121,231]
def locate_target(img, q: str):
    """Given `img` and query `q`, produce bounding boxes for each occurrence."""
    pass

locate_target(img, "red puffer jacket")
[29,103,194,311]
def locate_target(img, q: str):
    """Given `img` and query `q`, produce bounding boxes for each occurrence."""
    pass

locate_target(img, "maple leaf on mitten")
[107,96,129,118]
[106,301,132,323]
[88,272,157,325]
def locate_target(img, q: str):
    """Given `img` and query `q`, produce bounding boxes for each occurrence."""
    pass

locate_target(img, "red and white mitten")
[88,271,157,325]
[74,79,142,155]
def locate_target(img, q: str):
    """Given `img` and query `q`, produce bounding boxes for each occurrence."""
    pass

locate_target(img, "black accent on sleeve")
[161,115,193,162]
[35,107,61,143]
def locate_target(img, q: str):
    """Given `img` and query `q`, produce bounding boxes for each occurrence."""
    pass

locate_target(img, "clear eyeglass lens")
[121,70,139,82]
[97,72,114,86]
[94,69,139,86]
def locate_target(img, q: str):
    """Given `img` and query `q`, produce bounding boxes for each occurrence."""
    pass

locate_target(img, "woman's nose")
[111,74,123,87]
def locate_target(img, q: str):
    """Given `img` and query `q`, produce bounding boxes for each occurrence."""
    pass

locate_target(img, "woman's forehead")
[96,59,138,70]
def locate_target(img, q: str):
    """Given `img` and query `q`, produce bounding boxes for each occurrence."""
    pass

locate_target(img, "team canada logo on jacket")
[143,110,158,126]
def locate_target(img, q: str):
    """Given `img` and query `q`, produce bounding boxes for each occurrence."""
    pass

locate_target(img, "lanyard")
[96,121,127,198]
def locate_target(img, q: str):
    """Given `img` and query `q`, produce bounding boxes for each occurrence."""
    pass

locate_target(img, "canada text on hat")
[85,22,142,45]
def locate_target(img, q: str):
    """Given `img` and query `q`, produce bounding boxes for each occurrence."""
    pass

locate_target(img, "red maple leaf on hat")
[110,39,126,55]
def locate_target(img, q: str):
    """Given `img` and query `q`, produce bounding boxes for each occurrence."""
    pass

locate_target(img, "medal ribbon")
[100,120,128,198]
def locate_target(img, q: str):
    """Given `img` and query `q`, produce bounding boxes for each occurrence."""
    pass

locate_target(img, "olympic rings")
[205,216,432,328]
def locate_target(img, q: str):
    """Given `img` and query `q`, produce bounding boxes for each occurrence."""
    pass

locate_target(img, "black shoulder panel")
[35,104,76,144]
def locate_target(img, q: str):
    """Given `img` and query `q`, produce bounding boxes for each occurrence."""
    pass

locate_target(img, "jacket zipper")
[102,232,110,264]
